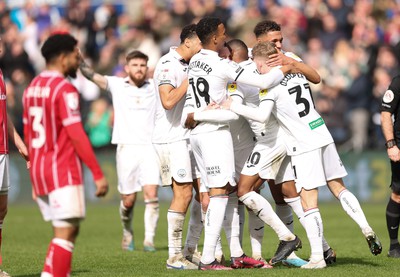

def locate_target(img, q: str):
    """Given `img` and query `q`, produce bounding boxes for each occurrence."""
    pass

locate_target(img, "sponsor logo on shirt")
[0,94,6,100]
[206,166,221,176]
[259,89,268,97]
[309,117,325,130]
[228,83,237,93]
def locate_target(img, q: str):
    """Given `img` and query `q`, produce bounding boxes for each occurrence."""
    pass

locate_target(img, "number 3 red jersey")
[23,71,103,196]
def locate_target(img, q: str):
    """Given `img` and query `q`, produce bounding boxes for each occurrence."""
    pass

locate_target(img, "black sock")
[386,197,400,250]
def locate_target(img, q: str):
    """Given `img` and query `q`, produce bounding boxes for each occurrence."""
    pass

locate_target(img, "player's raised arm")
[79,53,108,91]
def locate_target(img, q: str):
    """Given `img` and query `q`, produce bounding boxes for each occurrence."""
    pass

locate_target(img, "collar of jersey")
[41,70,64,77]
[199,49,218,56]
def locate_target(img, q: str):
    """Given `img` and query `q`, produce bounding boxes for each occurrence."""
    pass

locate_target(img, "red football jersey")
[23,71,103,196]
[0,70,8,155]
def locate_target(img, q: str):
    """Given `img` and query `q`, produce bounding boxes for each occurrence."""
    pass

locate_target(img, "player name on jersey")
[280,73,306,86]
[188,60,213,74]
[25,86,51,98]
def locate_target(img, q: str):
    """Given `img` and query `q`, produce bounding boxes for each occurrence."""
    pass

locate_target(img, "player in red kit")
[0,40,30,277]
[22,33,109,277]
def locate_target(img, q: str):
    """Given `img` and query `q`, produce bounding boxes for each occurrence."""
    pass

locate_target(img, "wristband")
[385,139,397,149]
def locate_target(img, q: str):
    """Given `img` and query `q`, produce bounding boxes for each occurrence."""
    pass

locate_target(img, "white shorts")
[274,156,295,184]
[154,139,194,186]
[0,154,9,194]
[241,141,286,180]
[36,185,85,222]
[188,143,201,180]
[234,144,254,182]
[190,128,236,189]
[291,143,348,192]
[116,144,160,194]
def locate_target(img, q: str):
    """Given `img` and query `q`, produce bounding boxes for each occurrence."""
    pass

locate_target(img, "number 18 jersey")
[262,73,333,156]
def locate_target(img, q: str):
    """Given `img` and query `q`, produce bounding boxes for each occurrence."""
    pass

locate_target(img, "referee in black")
[381,75,400,258]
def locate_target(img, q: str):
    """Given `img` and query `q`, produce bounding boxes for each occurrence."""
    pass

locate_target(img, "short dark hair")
[41,33,78,63]
[253,20,281,38]
[180,24,197,44]
[226,39,248,53]
[125,50,148,63]
[196,17,222,44]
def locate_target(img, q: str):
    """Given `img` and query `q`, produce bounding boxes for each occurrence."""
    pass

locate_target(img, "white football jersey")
[261,73,333,155]
[107,76,156,145]
[152,47,189,143]
[186,49,284,135]
[228,59,280,144]
[227,59,255,150]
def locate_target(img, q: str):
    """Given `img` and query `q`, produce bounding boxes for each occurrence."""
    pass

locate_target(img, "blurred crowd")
[2,0,400,152]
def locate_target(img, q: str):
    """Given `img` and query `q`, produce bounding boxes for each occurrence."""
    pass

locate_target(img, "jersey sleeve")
[58,83,104,180]
[154,60,178,88]
[227,81,244,103]
[381,75,400,114]
[58,84,81,127]
[285,51,303,62]
[105,76,117,94]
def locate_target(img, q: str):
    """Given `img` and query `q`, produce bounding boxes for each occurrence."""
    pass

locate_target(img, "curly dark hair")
[196,17,222,45]
[41,33,78,63]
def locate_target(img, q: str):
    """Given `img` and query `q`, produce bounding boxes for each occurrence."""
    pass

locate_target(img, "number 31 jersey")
[262,73,333,156]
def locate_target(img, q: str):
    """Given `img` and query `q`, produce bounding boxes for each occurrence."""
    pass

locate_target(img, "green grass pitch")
[2,202,399,276]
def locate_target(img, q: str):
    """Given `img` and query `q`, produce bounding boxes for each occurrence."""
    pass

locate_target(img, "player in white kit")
[182,17,302,270]
[152,24,202,270]
[80,50,160,252]
[224,41,382,268]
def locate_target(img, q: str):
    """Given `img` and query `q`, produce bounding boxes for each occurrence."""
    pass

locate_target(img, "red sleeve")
[65,122,104,180]
[58,83,104,180]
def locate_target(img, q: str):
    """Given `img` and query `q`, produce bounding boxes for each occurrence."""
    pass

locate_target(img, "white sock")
[144,198,159,244]
[238,202,245,245]
[239,191,294,241]
[223,194,243,258]
[276,204,294,233]
[248,206,264,258]
[119,201,133,233]
[215,236,224,259]
[167,210,185,258]
[301,208,324,262]
[338,189,371,234]
[201,195,228,264]
[286,196,331,251]
[183,199,203,256]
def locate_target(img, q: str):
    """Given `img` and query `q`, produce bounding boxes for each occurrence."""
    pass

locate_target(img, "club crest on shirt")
[383,89,394,103]
[66,93,79,110]
[259,89,268,97]
[177,169,187,178]
[228,83,237,93]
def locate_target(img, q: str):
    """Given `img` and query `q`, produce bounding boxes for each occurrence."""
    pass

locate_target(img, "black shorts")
[390,160,400,194]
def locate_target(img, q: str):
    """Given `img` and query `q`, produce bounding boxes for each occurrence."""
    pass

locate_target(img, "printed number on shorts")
[189,77,210,108]
[29,107,46,148]
[288,83,315,118]
[246,151,261,168]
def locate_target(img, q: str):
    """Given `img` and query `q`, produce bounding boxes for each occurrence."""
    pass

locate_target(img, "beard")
[66,67,78,79]
[129,72,146,87]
